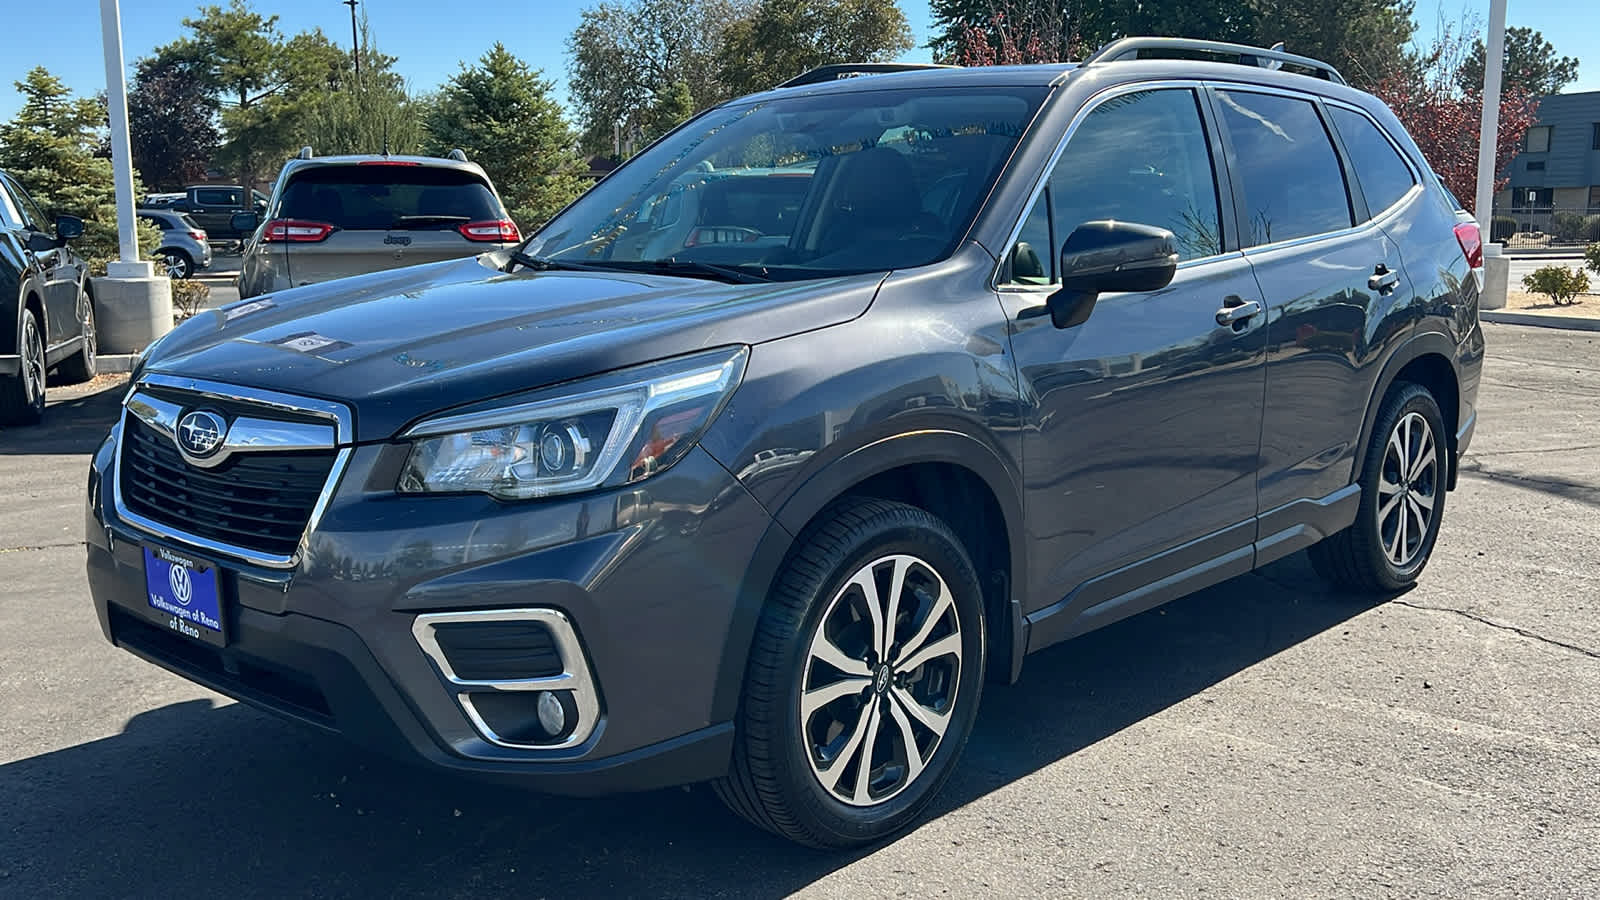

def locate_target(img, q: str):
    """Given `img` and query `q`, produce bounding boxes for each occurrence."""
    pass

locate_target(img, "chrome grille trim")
[112,376,354,570]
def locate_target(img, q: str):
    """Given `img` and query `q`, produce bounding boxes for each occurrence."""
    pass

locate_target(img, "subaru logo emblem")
[176,410,227,458]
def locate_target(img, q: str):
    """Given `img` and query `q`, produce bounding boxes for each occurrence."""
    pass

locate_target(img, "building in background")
[1494,90,1600,241]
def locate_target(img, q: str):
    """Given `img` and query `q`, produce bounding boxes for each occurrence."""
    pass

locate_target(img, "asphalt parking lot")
[1,323,1597,897]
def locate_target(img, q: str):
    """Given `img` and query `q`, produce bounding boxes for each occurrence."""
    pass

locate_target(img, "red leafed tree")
[958,15,1060,66]
[1371,23,1539,213]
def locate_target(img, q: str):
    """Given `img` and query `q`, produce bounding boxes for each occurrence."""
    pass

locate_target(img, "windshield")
[527,86,1048,280]
[278,166,503,230]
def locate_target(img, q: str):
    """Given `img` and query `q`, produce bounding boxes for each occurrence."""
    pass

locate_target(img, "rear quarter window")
[1327,106,1418,216]
[277,166,503,229]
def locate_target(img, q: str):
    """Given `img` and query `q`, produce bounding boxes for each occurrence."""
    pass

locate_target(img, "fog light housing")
[537,690,565,735]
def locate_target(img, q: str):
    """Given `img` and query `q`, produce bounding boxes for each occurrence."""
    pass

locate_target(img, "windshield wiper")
[634,258,772,284]
[505,249,621,275]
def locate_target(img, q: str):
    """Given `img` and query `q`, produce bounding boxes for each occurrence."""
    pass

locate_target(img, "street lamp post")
[1474,0,1510,310]
[343,0,361,83]
[96,0,173,352]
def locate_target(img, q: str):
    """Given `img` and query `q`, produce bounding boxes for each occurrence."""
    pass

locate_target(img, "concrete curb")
[98,354,137,374]
[1481,311,1600,332]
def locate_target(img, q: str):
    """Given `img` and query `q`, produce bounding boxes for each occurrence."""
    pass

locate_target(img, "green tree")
[568,0,751,155]
[930,0,1257,64]
[128,55,221,190]
[0,68,157,268]
[1458,26,1580,97]
[301,14,426,155]
[718,0,913,97]
[160,0,345,193]
[643,80,696,144]
[426,44,587,229]
[1247,0,1415,88]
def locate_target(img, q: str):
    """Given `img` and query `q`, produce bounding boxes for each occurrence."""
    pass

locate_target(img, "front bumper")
[86,428,775,795]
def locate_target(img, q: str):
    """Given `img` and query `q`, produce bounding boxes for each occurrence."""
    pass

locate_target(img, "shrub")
[1584,216,1600,243]
[1490,216,1518,242]
[1522,265,1590,306]
[1550,211,1587,242]
[170,278,210,320]
[1585,242,1600,277]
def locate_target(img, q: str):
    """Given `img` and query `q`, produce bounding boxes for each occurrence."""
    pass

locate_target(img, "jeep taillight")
[1453,222,1483,270]
[262,219,335,242]
[458,219,520,242]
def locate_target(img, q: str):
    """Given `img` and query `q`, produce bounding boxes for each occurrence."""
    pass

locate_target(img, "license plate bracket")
[142,546,228,647]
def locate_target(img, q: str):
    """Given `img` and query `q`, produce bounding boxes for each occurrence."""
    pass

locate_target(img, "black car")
[2,169,95,425]
[85,39,1484,847]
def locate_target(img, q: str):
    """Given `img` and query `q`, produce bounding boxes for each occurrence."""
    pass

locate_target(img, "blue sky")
[2,0,1596,122]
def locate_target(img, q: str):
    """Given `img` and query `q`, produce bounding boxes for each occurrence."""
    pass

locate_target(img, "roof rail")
[1083,37,1346,85]
[778,63,959,89]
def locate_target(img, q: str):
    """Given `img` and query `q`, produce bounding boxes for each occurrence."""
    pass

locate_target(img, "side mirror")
[1046,220,1179,329]
[55,215,85,241]
[231,212,260,234]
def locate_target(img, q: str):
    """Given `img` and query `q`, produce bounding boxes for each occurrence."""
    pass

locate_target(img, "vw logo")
[168,563,193,606]
[176,410,227,458]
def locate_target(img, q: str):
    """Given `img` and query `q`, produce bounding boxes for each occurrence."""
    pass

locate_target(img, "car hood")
[142,256,883,441]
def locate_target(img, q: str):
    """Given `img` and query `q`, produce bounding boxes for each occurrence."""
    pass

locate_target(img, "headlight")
[398,346,748,500]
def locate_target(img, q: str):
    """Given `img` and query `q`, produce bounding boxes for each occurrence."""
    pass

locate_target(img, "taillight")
[458,219,520,242]
[262,219,335,242]
[356,160,422,166]
[1453,222,1483,269]
[188,230,206,241]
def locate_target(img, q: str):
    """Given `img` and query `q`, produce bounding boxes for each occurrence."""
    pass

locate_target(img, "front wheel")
[1310,382,1448,592]
[714,498,986,847]
[160,250,194,280]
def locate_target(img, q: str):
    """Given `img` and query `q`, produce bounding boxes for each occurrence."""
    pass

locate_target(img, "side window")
[1004,88,1223,284]
[4,177,48,231]
[195,189,229,206]
[1328,106,1417,216]
[1214,90,1353,246]
[0,177,21,226]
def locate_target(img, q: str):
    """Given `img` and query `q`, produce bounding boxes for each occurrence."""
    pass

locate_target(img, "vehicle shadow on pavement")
[0,554,1381,898]
[0,377,124,455]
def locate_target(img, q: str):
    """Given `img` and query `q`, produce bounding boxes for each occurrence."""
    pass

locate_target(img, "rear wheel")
[160,249,194,279]
[1310,382,1447,592]
[0,309,46,426]
[714,498,986,847]
[54,292,98,385]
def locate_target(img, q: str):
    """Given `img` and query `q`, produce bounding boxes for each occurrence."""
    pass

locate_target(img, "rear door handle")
[1215,297,1261,326]
[1369,264,1400,293]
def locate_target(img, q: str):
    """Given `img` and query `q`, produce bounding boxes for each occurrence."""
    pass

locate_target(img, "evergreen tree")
[426,44,588,229]
[1458,26,1579,98]
[0,68,157,268]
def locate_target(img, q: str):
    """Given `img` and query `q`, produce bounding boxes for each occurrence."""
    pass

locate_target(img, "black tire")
[54,292,98,385]
[0,308,46,426]
[713,498,986,848]
[1310,382,1448,593]
[160,249,194,279]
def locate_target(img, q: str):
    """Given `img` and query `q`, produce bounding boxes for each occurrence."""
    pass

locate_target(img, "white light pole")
[95,0,172,353]
[1473,0,1508,232]
[98,0,149,277]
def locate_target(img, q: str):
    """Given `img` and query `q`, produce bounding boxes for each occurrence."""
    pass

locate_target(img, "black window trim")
[993,78,1241,292]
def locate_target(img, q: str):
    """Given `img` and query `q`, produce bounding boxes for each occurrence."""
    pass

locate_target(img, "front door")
[1000,86,1267,624]
[1,175,81,345]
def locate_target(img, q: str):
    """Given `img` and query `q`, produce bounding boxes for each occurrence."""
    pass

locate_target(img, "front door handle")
[1215,297,1261,326]
[1369,264,1400,294]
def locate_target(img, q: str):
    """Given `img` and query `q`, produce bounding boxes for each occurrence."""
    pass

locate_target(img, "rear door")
[1,174,79,346]
[273,163,514,288]
[189,187,242,235]
[1207,86,1418,543]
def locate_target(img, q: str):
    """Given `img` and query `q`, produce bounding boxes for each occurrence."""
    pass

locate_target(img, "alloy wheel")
[1377,411,1438,568]
[21,314,44,406]
[800,554,963,807]
[162,252,191,279]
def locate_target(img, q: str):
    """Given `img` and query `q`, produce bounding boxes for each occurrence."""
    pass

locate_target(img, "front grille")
[432,620,564,680]
[120,415,336,558]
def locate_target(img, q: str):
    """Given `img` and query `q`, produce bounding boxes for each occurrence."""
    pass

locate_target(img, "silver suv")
[235,150,520,298]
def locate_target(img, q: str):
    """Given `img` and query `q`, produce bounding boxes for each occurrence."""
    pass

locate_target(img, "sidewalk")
[1481,290,1600,332]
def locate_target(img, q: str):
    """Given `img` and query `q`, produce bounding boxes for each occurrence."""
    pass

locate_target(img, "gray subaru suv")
[86,39,1484,847]
[234,150,519,298]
